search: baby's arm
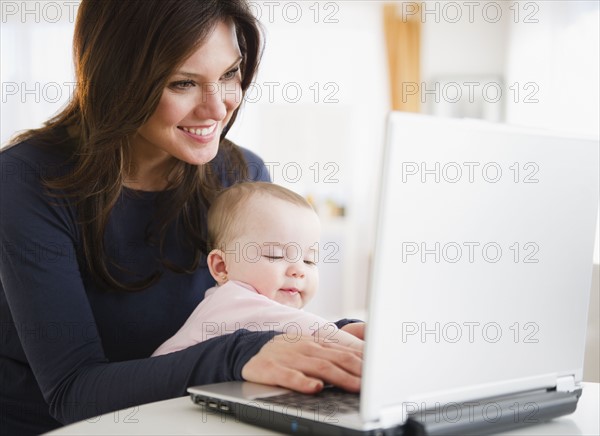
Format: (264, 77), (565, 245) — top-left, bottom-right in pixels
(313, 322), (364, 351)
(153, 282), (366, 355)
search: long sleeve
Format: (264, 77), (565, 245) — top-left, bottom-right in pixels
(0, 141), (273, 434)
(153, 281), (362, 356)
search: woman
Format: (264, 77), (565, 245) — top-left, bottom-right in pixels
(0, 1), (362, 434)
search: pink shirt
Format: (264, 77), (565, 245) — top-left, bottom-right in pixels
(152, 280), (339, 356)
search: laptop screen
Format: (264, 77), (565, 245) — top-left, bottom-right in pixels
(361, 113), (599, 421)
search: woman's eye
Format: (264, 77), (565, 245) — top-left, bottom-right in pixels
(170, 80), (195, 90)
(304, 260), (317, 266)
(222, 67), (240, 81)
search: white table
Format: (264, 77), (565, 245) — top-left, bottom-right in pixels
(47, 383), (599, 435)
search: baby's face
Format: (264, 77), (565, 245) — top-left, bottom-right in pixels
(224, 196), (320, 309)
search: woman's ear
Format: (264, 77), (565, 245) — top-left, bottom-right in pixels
(207, 249), (228, 285)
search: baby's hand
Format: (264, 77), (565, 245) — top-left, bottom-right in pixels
(340, 322), (366, 340)
(333, 327), (364, 352)
(349, 338), (364, 352)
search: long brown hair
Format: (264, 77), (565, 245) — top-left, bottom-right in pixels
(9, 0), (263, 292)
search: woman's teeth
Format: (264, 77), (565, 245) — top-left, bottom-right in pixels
(181, 124), (217, 136)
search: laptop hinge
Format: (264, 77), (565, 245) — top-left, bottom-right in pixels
(555, 375), (576, 392)
(379, 404), (407, 429)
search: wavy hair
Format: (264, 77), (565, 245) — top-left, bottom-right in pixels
(9, 0), (263, 291)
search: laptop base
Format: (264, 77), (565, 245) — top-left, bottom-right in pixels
(189, 386), (581, 435)
(410, 387), (582, 436)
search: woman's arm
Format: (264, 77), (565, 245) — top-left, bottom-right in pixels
(0, 147), (277, 424)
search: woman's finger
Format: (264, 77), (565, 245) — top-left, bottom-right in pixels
(241, 336), (362, 393)
(274, 337), (363, 375)
(292, 353), (361, 393)
(300, 341), (363, 377)
(244, 359), (325, 394)
(318, 339), (363, 359)
(242, 340), (325, 393)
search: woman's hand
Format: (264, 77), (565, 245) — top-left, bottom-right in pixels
(340, 322), (366, 340)
(241, 335), (362, 394)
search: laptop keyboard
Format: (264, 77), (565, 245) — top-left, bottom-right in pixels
(260, 386), (360, 415)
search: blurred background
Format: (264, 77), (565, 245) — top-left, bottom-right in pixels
(1, 1), (599, 380)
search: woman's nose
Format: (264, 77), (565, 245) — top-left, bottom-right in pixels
(195, 83), (228, 120)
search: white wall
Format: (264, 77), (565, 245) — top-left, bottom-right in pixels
(420, 0), (509, 120)
(1, 4), (75, 146)
(505, 1), (599, 136)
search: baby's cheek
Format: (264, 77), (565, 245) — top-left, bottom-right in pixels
(308, 277), (319, 301)
(302, 289), (316, 306)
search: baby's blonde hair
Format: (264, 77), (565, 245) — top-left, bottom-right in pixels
(208, 182), (314, 251)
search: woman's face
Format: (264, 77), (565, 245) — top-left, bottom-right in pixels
(132, 20), (243, 174)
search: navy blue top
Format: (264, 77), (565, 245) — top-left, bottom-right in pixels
(0, 138), (283, 434)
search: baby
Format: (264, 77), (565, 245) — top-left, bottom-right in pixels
(152, 182), (363, 356)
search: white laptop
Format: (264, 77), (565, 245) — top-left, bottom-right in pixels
(188, 113), (599, 435)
